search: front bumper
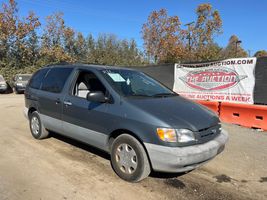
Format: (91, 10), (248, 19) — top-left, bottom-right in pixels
(144, 130), (228, 173)
(15, 85), (26, 92)
(0, 86), (7, 92)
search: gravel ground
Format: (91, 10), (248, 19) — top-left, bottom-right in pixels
(0, 94), (266, 200)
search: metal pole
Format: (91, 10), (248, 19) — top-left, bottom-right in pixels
(188, 32), (191, 52)
(248, 49), (251, 57)
(235, 42), (237, 57)
(235, 40), (242, 57)
(185, 22), (194, 52)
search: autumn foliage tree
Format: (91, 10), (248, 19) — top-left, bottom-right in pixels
(0, 0), (259, 83)
(39, 12), (74, 65)
(192, 3), (222, 61)
(142, 4), (223, 63)
(142, 9), (185, 63)
(85, 34), (144, 66)
(0, 0), (41, 82)
(0, 0), (40, 68)
(0, 0), (137, 84)
(75, 32), (87, 62)
(254, 50), (267, 58)
(0, 0), (145, 83)
(221, 35), (248, 58)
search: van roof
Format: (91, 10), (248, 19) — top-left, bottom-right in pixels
(43, 63), (137, 71)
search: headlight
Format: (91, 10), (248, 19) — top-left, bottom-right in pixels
(16, 83), (23, 86)
(156, 128), (177, 142)
(176, 129), (195, 143)
(0, 84), (7, 88)
(157, 128), (195, 143)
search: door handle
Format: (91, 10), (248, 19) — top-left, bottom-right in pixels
(63, 101), (72, 106)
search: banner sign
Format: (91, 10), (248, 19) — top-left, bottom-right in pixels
(173, 58), (257, 104)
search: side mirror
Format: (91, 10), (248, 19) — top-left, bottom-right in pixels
(86, 91), (108, 103)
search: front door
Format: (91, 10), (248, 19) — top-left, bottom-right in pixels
(62, 70), (111, 150)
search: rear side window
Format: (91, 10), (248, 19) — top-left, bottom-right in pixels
(29, 68), (49, 89)
(41, 67), (73, 93)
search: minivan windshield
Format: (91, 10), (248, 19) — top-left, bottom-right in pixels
(0, 75), (4, 81)
(16, 75), (31, 81)
(101, 69), (177, 97)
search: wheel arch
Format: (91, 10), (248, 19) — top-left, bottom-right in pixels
(28, 107), (37, 117)
(108, 129), (152, 169)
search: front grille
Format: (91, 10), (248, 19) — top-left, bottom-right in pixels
(200, 131), (215, 138)
(196, 124), (221, 143)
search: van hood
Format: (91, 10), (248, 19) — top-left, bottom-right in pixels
(127, 96), (219, 131)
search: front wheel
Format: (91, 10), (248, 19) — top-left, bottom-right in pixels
(110, 134), (151, 182)
(29, 111), (49, 139)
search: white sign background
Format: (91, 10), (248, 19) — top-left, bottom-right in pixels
(173, 58), (257, 104)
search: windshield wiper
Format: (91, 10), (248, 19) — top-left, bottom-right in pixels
(129, 94), (151, 97)
(152, 93), (177, 97)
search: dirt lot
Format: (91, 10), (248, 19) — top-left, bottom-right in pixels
(0, 94), (266, 200)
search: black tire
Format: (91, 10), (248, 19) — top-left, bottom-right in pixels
(110, 134), (151, 182)
(29, 111), (49, 139)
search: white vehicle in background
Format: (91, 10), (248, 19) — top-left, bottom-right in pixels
(0, 75), (8, 94)
(13, 74), (32, 94)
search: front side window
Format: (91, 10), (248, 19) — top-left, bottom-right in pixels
(73, 71), (106, 99)
(17, 75), (31, 81)
(41, 67), (73, 93)
(101, 69), (176, 97)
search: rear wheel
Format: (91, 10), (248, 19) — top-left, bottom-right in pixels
(110, 134), (151, 182)
(29, 111), (49, 139)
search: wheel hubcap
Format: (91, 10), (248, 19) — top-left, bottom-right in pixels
(31, 116), (40, 135)
(115, 143), (138, 174)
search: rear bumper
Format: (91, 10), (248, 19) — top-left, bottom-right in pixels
(144, 130), (228, 173)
